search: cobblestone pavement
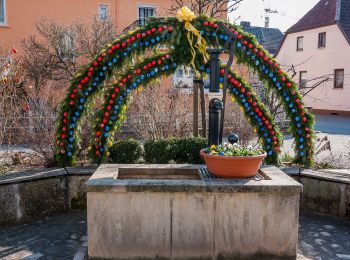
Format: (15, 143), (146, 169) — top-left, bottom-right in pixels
(0, 211), (350, 259)
(0, 211), (87, 260)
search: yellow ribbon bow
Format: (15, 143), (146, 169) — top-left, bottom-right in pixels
(177, 6), (209, 77)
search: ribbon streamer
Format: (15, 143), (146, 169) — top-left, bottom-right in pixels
(177, 7), (209, 76)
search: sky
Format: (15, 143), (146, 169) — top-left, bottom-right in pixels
(229, 0), (320, 32)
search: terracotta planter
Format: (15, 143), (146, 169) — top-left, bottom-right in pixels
(200, 149), (267, 178)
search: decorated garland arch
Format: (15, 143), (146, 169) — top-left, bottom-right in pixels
(56, 7), (315, 167)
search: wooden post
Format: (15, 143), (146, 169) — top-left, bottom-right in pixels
(199, 80), (206, 137)
(193, 78), (199, 137)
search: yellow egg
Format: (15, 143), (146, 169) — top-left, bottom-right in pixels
(108, 141), (113, 147)
(137, 86), (143, 93)
(122, 105), (127, 111)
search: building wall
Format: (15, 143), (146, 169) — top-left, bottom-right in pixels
(0, 0), (172, 51)
(276, 24), (350, 113)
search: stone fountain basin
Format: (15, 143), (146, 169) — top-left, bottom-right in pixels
(86, 164), (302, 260)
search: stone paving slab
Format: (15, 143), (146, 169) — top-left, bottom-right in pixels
(0, 211), (86, 260)
(0, 210), (350, 259)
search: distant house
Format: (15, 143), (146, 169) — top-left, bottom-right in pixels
(240, 21), (284, 55)
(276, 0), (350, 115)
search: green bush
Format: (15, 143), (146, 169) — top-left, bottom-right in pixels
(173, 137), (207, 164)
(144, 137), (207, 164)
(144, 138), (176, 163)
(109, 139), (142, 164)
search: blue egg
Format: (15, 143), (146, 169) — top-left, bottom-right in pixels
(212, 32), (217, 37)
(108, 62), (112, 67)
(269, 73), (273, 78)
(219, 34), (224, 39)
(140, 42), (143, 47)
(151, 71), (155, 76)
(93, 82), (97, 87)
(145, 41), (149, 46)
(264, 133), (268, 137)
(224, 35), (229, 40)
(105, 126), (110, 131)
(219, 77), (224, 83)
(297, 123), (302, 128)
(68, 152), (72, 157)
(268, 151), (273, 155)
(262, 66), (266, 70)
(102, 66), (107, 71)
(200, 65), (205, 71)
(114, 104), (120, 109)
(79, 105), (83, 110)
(273, 77), (277, 82)
(140, 75), (145, 80)
(72, 117), (77, 122)
(299, 137), (304, 142)
(267, 145), (271, 149)
(207, 68), (211, 73)
(69, 131), (73, 136)
(95, 77), (99, 81)
(255, 60), (260, 66)
(123, 52), (127, 56)
(133, 43), (137, 48)
(292, 109), (296, 113)
(300, 152), (305, 156)
(289, 103), (293, 108)
(70, 123), (75, 128)
(133, 83), (137, 87)
(80, 98), (84, 103)
(173, 62), (177, 67)
(151, 38), (155, 44)
(99, 72), (104, 77)
(200, 31), (204, 35)
(237, 42), (242, 48)
(111, 116), (116, 121)
(83, 91), (88, 96)
(68, 144), (73, 149)
(69, 137), (74, 142)
(136, 79), (141, 83)
(100, 147), (105, 152)
(154, 67), (159, 73)
(298, 130), (302, 135)
(104, 133), (109, 137)
(113, 58), (117, 63)
(295, 116), (300, 121)
(156, 36), (160, 41)
(75, 111), (79, 116)
(267, 138), (271, 143)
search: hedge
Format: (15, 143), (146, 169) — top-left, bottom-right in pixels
(144, 137), (207, 164)
(109, 139), (143, 164)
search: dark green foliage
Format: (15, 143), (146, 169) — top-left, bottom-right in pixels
(172, 137), (207, 164)
(144, 137), (207, 164)
(144, 138), (176, 164)
(109, 139), (142, 164)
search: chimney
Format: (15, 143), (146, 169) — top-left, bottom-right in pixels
(240, 21), (251, 31)
(265, 17), (270, 28)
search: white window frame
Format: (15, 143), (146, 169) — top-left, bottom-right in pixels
(297, 36), (304, 51)
(98, 4), (109, 21)
(137, 5), (156, 26)
(0, 0), (7, 25)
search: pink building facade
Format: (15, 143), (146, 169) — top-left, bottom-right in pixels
(276, 0), (350, 115)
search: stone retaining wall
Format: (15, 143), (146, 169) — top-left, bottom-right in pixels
(283, 168), (350, 219)
(0, 166), (349, 226)
(0, 167), (96, 226)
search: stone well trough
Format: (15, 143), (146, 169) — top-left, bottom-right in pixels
(87, 164), (302, 260)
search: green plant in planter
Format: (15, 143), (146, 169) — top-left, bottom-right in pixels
(205, 143), (265, 157)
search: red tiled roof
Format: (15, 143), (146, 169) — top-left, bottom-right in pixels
(286, 0), (337, 34)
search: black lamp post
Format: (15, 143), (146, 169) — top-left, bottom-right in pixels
(207, 49), (223, 147)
